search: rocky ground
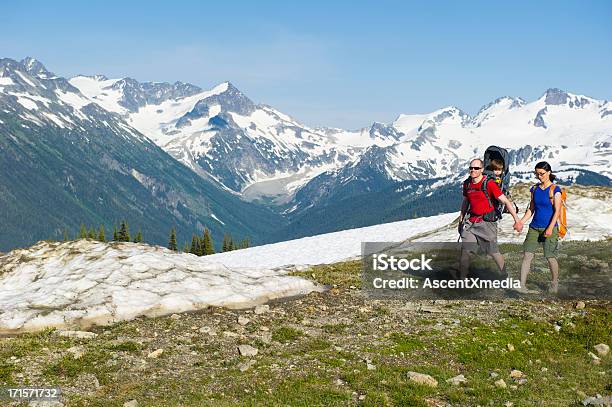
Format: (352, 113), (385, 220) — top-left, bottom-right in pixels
(1, 241), (610, 406)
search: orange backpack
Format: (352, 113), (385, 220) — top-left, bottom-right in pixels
(551, 184), (568, 238)
(531, 183), (567, 238)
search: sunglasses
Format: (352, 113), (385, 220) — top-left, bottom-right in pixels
(534, 171), (547, 177)
(469, 167), (482, 170)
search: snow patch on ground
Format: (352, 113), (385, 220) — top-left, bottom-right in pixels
(204, 212), (459, 268)
(0, 240), (321, 334)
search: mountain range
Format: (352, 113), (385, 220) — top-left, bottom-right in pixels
(1, 57), (610, 250)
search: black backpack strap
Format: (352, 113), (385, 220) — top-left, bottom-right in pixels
(462, 178), (470, 196)
(480, 176), (494, 210)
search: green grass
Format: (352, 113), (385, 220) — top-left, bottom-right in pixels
(271, 326), (303, 343)
(105, 341), (142, 352)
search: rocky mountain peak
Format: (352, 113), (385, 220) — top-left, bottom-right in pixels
(20, 57), (53, 78)
(544, 88), (570, 105)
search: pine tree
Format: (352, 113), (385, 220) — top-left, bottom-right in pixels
(78, 223), (87, 239)
(98, 225), (105, 242)
(202, 228), (215, 255)
(190, 235), (198, 255)
(88, 227), (96, 239)
(134, 229), (142, 243)
(117, 220), (130, 242)
(222, 233), (230, 252)
(229, 236), (235, 251)
(112, 225), (118, 241)
(196, 236), (204, 256)
(168, 227), (177, 251)
(182, 242), (190, 253)
(63, 229), (69, 242)
(238, 237), (250, 249)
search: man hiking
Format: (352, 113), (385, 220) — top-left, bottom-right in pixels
(458, 158), (521, 279)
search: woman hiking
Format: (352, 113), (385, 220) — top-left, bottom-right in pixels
(515, 161), (562, 293)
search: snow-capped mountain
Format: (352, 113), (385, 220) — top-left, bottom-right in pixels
(68, 70), (612, 207)
(67, 74), (405, 199)
(0, 57), (286, 251)
(3, 56), (611, 249)
(283, 90), (611, 236)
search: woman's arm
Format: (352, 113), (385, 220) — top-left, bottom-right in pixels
(545, 191), (562, 236)
(520, 190), (535, 224)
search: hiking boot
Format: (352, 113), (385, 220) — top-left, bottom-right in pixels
(497, 266), (508, 280)
(513, 286), (539, 294)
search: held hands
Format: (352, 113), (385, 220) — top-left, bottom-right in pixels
(544, 227), (553, 237)
(513, 220), (523, 233)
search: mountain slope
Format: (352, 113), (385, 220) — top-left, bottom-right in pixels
(0, 58), (286, 251)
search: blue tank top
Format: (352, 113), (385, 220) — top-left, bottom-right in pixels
(530, 184), (561, 228)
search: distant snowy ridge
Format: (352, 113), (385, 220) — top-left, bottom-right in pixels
(66, 70), (612, 204)
(3, 57), (610, 206)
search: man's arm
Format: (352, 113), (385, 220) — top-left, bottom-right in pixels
(460, 197), (468, 221)
(497, 194), (519, 222)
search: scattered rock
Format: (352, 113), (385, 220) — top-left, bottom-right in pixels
(367, 362), (376, 371)
(57, 330), (98, 339)
(238, 316), (250, 326)
(446, 374), (467, 386)
(594, 343), (609, 357)
(506, 343), (515, 352)
(170, 313), (181, 320)
(124, 401), (138, 407)
(254, 304), (270, 315)
(67, 345), (85, 359)
(147, 349), (164, 359)
(199, 326), (217, 336)
(582, 395), (611, 406)
(588, 352), (601, 362)
(238, 344), (258, 357)
(575, 301), (586, 310)
(489, 372), (499, 379)
(28, 401), (64, 407)
(494, 379), (507, 388)
(503, 402), (513, 407)
(260, 332), (272, 344)
(541, 367), (548, 372)
(407, 371), (438, 387)
(420, 305), (444, 313)
(510, 369), (523, 379)
(223, 331), (239, 338)
(238, 360), (256, 372)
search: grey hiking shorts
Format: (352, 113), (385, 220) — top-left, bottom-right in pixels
(461, 219), (499, 255)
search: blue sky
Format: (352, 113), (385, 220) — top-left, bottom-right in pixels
(2, 1), (611, 128)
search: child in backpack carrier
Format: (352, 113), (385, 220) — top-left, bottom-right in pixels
(488, 159), (504, 188)
(487, 158), (517, 215)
